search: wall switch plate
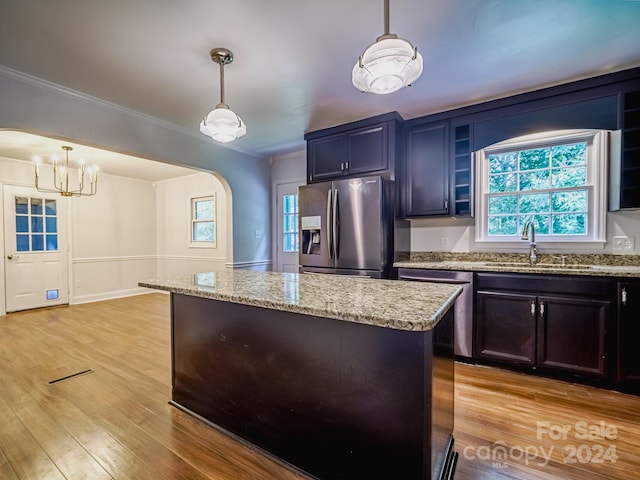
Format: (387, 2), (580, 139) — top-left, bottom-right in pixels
(612, 236), (635, 253)
(441, 236), (449, 248)
(255, 230), (262, 239)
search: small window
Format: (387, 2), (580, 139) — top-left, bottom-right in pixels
(283, 194), (299, 253)
(190, 195), (216, 247)
(475, 130), (610, 246)
(15, 196), (58, 252)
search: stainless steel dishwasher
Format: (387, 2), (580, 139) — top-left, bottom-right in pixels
(398, 268), (474, 359)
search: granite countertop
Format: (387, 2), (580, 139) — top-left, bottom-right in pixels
(139, 270), (461, 332)
(395, 252), (640, 278)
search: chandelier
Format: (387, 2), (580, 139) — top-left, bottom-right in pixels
(200, 48), (247, 143)
(34, 146), (98, 197)
(352, 0), (423, 94)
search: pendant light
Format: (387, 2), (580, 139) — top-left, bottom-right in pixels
(352, 0), (423, 95)
(200, 48), (247, 143)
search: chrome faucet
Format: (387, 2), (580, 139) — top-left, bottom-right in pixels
(521, 220), (537, 265)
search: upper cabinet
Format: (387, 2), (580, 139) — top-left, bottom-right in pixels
(305, 112), (402, 183)
(403, 121), (449, 217)
(402, 120), (473, 217)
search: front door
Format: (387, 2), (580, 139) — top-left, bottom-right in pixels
(3, 185), (69, 312)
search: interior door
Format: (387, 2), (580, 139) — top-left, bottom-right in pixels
(3, 185), (69, 312)
(276, 181), (304, 273)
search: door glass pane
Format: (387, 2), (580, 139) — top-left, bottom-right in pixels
(32, 234), (44, 251)
(45, 199), (57, 215)
(31, 198), (43, 215)
(16, 234), (29, 251)
(16, 216), (29, 233)
(46, 235), (58, 251)
(46, 217), (57, 233)
(31, 216), (43, 233)
(15, 197), (28, 214)
(283, 194), (299, 252)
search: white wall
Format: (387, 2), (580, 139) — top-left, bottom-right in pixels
(155, 172), (229, 276)
(71, 172), (157, 303)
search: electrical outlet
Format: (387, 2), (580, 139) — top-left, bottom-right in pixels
(441, 236), (449, 248)
(612, 236), (635, 253)
(255, 230), (262, 239)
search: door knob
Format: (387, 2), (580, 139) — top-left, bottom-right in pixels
(6, 254), (13, 260)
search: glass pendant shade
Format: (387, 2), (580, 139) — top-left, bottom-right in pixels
(200, 47), (246, 143)
(352, 36), (423, 95)
(200, 105), (246, 143)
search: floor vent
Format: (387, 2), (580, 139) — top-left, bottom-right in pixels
(47, 369), (94, 385)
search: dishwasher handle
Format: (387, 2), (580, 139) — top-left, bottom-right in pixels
(399, 275), (470, 285)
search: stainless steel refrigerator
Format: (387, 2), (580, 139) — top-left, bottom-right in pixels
(298, 175), (403, 278)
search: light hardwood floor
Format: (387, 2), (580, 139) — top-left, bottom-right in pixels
(0, 293), (638, 479)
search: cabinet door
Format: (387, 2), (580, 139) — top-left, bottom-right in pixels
(618, 280), (640, 386)
(308, 134), (346, 182)
(403, 122), (450, 216)
(346, 124), (387, 175)
(537, 296), (609, 377)
(475, 291), (537, 366)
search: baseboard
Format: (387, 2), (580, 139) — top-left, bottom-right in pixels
(72, 287), (155, 305)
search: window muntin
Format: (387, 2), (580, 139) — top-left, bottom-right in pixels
(15, 196), (58, 252)
(476, 130), (609, 245)
(283, 194), (299, 253)
(190, 196), (216, 246)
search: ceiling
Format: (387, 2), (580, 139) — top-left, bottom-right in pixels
(1, 0), (640, 173)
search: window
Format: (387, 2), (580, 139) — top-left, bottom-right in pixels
(190, 195), (216, 247)
(283, 194), (299, 252)
(15, 196), (58, 252)
(476, 130), (610, 245)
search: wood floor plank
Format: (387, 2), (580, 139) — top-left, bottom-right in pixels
(0, 292), (638, 480)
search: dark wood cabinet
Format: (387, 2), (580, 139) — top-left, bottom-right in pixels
(401, 120), (473, 218)
(475, 273), (612, 379)
(305, 112), (401, 183)
(537, 295), (609, 377)
(617, 279), (640, 392)
(403, 121), (450, 216)
(476, 291), (537, 366)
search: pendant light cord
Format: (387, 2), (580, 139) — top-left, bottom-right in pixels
(219, 62), (226, 107)
(384, 0), (389, 35)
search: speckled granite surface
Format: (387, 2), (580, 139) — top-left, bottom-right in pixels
(395, 252), (640, 277)
(139, 270), (461, 332)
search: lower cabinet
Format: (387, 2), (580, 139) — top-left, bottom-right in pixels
(617, 279), (640, 392)
(475, 273), (612, 379)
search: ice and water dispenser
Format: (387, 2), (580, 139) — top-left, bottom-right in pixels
(301, 215), (321, 255)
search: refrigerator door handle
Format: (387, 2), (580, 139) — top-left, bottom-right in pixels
(333, 188), (339, 259)
(326, 189), (333, 259)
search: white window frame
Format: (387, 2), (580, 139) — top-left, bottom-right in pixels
(189, 194), (216, 248)
(475, 129), (610, 249)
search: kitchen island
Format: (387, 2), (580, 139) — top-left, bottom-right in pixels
(139, 270), (461, 480)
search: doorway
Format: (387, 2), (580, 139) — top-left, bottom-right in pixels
(275, 181), (304, 273)
(3, 185), (69, 312)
